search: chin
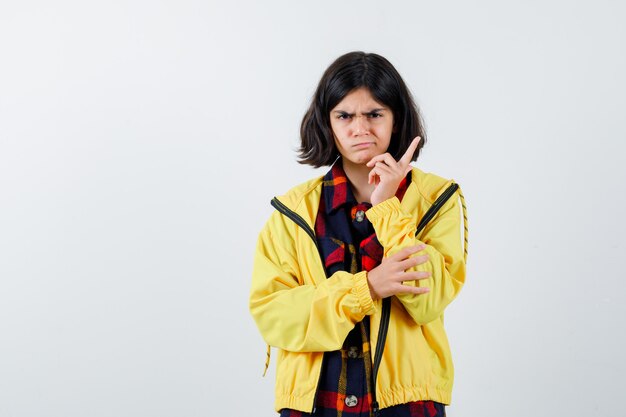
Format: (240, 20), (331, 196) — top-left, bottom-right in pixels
(348, 155), (371, 165)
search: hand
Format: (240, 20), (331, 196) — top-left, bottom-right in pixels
(366, 245), (431, 301)
(366, 136), (421, 206)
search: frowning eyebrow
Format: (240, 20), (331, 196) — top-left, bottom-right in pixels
(331, 108), (388, 116)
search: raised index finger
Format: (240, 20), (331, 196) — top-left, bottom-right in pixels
(399, 136), (421, 166)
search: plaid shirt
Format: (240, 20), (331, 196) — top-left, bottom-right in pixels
(280, 161), (445, 417)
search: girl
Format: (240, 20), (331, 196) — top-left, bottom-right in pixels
(250, 51), (468, 417)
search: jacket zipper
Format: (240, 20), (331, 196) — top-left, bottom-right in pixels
(271, 197), (318, 248)
(270, 196), (322, 413)
(370, 296), (390, 416)
(415, 183), (458, 236)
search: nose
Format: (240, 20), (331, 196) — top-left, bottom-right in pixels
(353, 115), (370, 136)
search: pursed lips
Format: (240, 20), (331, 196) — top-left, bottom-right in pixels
(353, 142), (375, 147)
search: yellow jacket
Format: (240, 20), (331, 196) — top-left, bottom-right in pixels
(249, 167), (468, 413)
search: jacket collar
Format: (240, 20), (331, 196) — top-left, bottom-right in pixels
(273, 166), (449, 233)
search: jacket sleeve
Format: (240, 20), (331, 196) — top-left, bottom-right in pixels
(365, 188), (466, 325)
(249, 211), (377, 353)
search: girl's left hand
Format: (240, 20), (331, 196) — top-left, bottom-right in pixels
(367, 136), (421, 206)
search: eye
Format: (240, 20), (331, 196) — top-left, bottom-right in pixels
(336, 113), (351, 120)
(368, 112), (383, 118)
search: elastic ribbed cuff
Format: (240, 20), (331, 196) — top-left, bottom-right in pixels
(352, 271), (376, 315)
(365, 196), (401, 222)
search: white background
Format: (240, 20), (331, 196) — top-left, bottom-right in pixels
(1, 1), (625, 416)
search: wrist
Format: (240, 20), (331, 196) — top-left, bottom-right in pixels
(366, 271), (381, 301)
(371, 194), (393, 207)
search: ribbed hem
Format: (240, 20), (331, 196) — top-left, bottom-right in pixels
(352, 271), (376, 315)
(365, 196), (401, 221)
(275, 385), (452, 412)
(275, 393), (315, 413)
(378, 385), (452, 408)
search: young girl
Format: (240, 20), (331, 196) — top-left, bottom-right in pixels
(250, 51), (468, 417)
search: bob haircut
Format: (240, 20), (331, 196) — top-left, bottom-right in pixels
(298, 51), (427, 168)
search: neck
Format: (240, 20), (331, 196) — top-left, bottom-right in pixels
(341, 158), (375, 204)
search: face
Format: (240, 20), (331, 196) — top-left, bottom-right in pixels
(329, 87), (394, 166)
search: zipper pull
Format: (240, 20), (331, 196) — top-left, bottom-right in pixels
(372, 400), (380, 416)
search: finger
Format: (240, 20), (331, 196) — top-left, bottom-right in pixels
(396, 284), (430, 295)
(369, 169), (381, 185)
(368, 164), (393, 183)
(374, 162), (394, 176)
(398, 255), (429, 271)
(368, 169), (378, 185)
(399, 136), (421, 166)
(388, 270), (431, 283)
(368, 166), (384, 184)
(410, 254), (430, 266)
(366, 153), (397, 168)
(402, 270), (432, 281)
(389, 245), (426, 261)
(366, 153), (392, 167)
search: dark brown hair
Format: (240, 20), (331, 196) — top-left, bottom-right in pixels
(298, 51), (427, 167)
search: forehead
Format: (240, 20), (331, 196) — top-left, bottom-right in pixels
(332, 87), (387, 110)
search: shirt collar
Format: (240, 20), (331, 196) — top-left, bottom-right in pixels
(321, 159), (412, 215)
(322, 160), (356, 214)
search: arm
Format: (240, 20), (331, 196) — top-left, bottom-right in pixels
(249, 212), (376, 352)
(365, 189), (466, 325)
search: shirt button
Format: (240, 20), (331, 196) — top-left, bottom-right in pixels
(345, 395), (358, 407)
(347, 346), (359, 359)
(355, 210), (365, 222)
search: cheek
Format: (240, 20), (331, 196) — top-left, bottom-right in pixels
(332, 137), (340, 149)
(374, 125), (393, 141)
(330, 126), (345, 146)
(377, 127), (393, 151)
(331, 131), (343, 150)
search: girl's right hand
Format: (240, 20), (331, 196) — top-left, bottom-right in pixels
(366, 245), (431, 300)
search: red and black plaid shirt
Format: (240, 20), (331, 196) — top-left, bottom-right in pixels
(280, 161), (445, 417)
